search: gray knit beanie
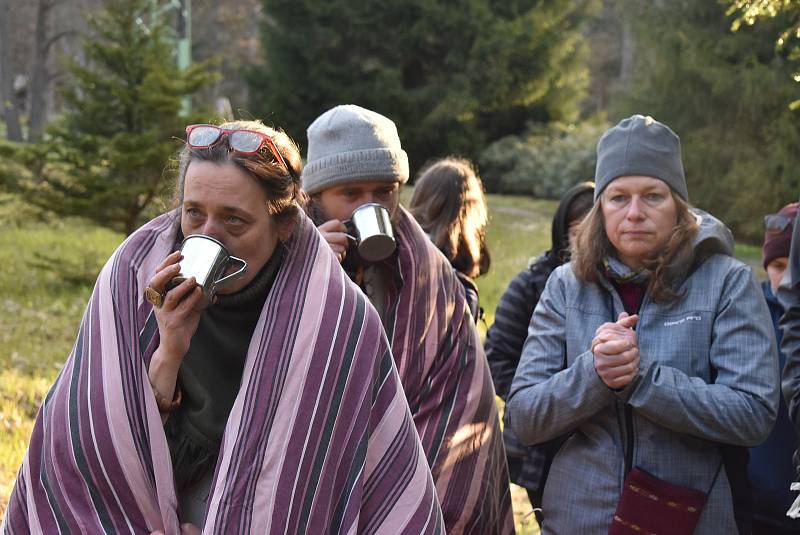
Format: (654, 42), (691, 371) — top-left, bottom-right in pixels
(594, 114), (688, 202)
(301, 105), (409, 195)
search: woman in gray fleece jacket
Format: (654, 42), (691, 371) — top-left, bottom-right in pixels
(507, 115), (779, 534)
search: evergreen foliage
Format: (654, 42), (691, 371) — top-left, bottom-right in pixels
(611, 0), (800, 242)
(726, 1), (800, 56)
(0, 139), (35, 192)
(726, 0), (800, 109)
(250, 0), (598, 170)
(479, 119), (607, 198)
(23, 0), (216, 235)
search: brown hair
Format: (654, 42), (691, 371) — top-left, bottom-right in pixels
(572, 191), (699, 303)
(173, 120), (305, 231)
(409, 157), (490, 279)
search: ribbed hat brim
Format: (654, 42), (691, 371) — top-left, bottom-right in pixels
(302, 148), (409, 195)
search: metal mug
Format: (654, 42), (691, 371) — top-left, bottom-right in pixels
(168, 234), (247, 301)
(345, 203), (396, 262)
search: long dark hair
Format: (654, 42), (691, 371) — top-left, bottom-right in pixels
(409, 157), (490, 279)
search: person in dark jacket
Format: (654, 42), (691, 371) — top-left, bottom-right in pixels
(409, 156), (491, 322)
(760, 202), (800, 533)
(484, 181), (594, 522)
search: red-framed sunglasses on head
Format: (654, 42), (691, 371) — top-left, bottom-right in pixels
(185, 124), (292, 176)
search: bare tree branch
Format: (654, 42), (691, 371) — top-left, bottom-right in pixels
(41, 0), (70, 14)
(43, 29), (77, 53)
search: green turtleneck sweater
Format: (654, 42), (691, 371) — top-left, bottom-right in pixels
(165, 247), (283, 491)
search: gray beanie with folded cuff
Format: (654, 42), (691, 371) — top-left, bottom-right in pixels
(302, 104), (409, 195)
(594, 114), (688, 202)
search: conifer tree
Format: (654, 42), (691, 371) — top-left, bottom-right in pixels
(726, 0), (800, 109)
(27, 0), (215, 235)
(249, 0), (597, 169)
(612, 0), (800, 242)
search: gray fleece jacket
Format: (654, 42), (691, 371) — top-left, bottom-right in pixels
(507, 211), (779, 534)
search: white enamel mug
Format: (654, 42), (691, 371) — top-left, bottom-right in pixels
(168, 234), (247, 301)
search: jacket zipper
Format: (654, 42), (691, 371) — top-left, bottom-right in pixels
(624, 405), (634, 476)
(621, 292), (646, 477)
(600, 276), (645, 479)
(623, 293), (647, 476)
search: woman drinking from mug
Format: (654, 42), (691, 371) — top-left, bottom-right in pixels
(506, 115), (779, 534)
(3, 120), (443, 534)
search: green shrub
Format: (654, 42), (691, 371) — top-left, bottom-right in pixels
(0, 139), (37, 193)
(479, 119), (608, 198)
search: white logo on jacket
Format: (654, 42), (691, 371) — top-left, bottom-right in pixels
(664, 315), (702, 327)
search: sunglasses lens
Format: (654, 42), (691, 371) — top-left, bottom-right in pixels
(188, 126), (221, 147)
(229, 131), (264, 153)
(765, 214), (792, 232)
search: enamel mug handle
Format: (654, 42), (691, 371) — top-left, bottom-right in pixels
(214, 256), (247, 287)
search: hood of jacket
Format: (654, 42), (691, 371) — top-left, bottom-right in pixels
(691, 208), (734, 261)
(544, 181), (595, 269)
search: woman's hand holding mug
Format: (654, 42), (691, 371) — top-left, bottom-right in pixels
(149, 251), (206, 360)
(146, 250), (206, 415)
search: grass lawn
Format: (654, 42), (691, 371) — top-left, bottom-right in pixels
(478, 194), (557, 535)
(0, 192), (764, 530)
(0, 195), (123, 520)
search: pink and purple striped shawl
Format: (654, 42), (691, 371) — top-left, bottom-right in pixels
(381, 208), (515, 535)
(3, 211), (444, 534)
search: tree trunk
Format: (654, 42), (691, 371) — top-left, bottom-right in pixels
(0, 0), (24, 141)
(28, 0), (53, 142)
(619, 0), (637, 83)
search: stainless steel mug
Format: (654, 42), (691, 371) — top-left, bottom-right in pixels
(168, 234), (247, 301)
(345, 203), (396, 262)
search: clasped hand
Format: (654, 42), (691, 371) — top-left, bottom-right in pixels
(592, 312), (640, 390)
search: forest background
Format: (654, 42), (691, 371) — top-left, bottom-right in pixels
(1, 0), (799, 240)
(0, 0), (799, 530)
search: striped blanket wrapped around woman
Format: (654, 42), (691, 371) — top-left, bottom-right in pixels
(380, 208), (515, 534)
(3, 212), (444, 534)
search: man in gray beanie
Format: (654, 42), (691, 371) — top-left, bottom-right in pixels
(302, 104), (409, 197)
(302, 104), (514, 535)
(303, 105), (408, 263)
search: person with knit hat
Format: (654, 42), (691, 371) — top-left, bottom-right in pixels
(763, 204), (797, 293)
(748, 202), (800, 534)
(302, 104), (514, 535)
(506, 114), (778, 534)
